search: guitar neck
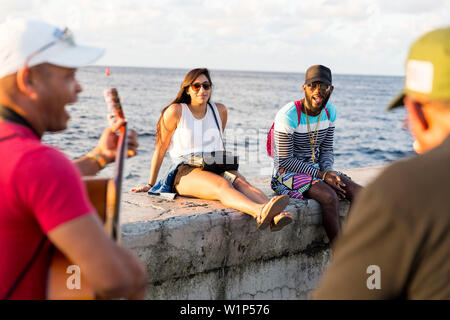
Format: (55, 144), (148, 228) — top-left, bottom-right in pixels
(112, 122), (127, 242)
(104, 88), (127, 243)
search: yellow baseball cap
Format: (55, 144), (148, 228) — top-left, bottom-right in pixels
(387, 27), (450, 110)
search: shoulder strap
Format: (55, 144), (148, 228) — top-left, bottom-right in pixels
(0, 133), (19, 142)
(2, 235), (47, 300)
(295, 100), (329, 121)
(0, 106), (40, 138)
(207, 102), (226, 150)
(293, 101), (329, 124)
(294, 100), (302, 125)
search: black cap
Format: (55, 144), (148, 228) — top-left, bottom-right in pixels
(305, 65), (332, 85)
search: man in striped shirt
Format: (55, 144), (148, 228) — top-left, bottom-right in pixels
(271, 65), (362, 243)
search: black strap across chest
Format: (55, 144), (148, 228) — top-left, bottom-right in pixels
(0, 105), (40, 138)
(207, 102), (226, 150)
(0, 105), (46, 299)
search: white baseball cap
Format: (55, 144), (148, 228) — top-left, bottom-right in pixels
(0, 18), (104, 79)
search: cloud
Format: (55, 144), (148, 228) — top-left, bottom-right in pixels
(0, 0), (449, 75)
(379, 0), (449, 14)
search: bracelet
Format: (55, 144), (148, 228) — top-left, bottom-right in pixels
(322, 169), (332, 182)
(86, 152), (107, 170)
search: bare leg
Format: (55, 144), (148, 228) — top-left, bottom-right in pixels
(175, 168), (263, 218)
(340, 175), (362, 203)
(227, 170), (269, 204)
(227, 171), (293, 232)
(304, 181), (340, 243)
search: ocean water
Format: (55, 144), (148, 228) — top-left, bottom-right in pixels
(42, 66), (414, 191)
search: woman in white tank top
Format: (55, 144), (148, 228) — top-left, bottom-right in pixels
(131, 68), (292, 231)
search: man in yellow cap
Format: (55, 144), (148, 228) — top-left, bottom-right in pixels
(311, 27), (450, 299)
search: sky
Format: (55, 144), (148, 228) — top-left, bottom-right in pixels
(1, 0), (449, 76)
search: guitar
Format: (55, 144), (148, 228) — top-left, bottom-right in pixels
(46, 88), (127, 300)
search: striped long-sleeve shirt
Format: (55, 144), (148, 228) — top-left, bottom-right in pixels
(273, 100), (337, 178)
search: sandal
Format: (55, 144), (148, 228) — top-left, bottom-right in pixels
(256, 195), (289, 230)
(270, 212), (293, 232)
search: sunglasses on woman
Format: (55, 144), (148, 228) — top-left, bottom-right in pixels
(191, 82), (211, 91)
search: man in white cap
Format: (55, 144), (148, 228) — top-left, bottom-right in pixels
(0, 19), (147, 299)
(312, 27), (450, 299)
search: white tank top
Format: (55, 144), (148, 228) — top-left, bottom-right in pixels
(167, 102), (224, 160)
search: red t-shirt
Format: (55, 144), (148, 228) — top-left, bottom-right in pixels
(0, 122), (95, 299)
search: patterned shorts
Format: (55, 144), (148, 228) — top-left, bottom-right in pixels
(271, 168), (342, 199)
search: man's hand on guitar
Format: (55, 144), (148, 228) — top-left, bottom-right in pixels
(92, 118), (139, 164)
(75, 118), (139, 176)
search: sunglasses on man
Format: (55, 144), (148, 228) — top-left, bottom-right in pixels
(307, 82), (332, 92)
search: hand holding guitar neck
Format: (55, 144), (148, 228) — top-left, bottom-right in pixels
(104, 88), (137, 158)
(104, 88), (125, 122)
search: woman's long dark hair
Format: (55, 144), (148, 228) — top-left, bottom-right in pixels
(156, 68), (213, 144)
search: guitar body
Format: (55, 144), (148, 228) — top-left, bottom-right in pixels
(46, 248), (95, 300)
(46, 177), (118, 300)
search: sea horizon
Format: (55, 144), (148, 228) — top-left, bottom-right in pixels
(43, 66), (414, 191)
(89, 64), (406, 79)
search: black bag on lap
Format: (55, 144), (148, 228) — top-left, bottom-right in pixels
(185, 151), (239, 174)
(183, 102), (239, 174)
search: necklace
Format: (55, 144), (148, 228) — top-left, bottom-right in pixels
(304, 106), (322, 164)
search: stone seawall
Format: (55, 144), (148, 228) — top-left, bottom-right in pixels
(120, 166), (384, 299)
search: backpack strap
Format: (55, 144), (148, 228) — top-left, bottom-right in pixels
(294, 100), (302, 125)
(324, 106), (330, 120)
(295, 100), (330, 121)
